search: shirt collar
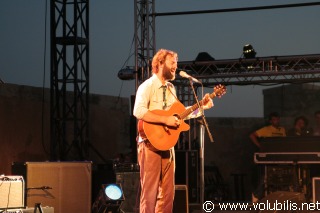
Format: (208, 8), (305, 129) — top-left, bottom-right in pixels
(152, 74), (167, 89)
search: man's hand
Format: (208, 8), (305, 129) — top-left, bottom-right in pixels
(165, 115), (180, 127)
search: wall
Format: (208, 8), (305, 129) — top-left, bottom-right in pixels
(263, 83), (320, 127)
(0, 83), (131, 175)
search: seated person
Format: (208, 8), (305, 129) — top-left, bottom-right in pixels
(249, 112), (286, 202)
(287, 115), (312, 136)
(313, 110), (320, 136)
(249, 112), (286, 149)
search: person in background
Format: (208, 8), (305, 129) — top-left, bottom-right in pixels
(287, 115), (312, 136)
(249, 112), (286, 149)
(309, 110), (320, 200)
(313, 110), (320, 136)
(249, 112), (286, 203)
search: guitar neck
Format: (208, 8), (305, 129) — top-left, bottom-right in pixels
(179, 92), (217, 119)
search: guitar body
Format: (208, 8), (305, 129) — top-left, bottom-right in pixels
(138, 101), (190, 151)
(137, 84), (226, 151)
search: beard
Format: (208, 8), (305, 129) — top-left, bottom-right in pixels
(162, 64), (175, 81)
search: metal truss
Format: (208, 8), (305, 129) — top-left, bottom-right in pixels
(134, 0), (156, 89)
(177, 54), (320, 86)
(176, 54), (320, 105)
(50, 0), (89, 161)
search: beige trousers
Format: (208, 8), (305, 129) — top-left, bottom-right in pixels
(138, 142), (175, 213)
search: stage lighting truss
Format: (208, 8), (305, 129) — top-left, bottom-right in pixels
(176, 54), (320, 86)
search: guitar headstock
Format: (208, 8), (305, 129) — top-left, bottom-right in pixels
(214, 84), (226, 98)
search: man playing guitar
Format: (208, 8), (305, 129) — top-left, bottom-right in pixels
(133, 48), (220, 213)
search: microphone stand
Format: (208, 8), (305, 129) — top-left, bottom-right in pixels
(188, 79), (214, 206)
(199, 121), (205, 206)
(188, 79), (214, 143)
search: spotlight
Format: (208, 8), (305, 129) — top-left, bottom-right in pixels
(104, 184), (124, 201)
(243, 44), (256, 59)
(195, 52), (215, 61)
(117, 66), (136, 80)
(92, 184), (124, 213)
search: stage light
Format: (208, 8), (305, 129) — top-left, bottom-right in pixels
(92, 184), (124, 213)
(117, 66), (136, 80)
(104, 184), (123, 201)
(195, 52), (215, 61)
(243, 44), (257, 59)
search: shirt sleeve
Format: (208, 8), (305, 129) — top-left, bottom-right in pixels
(185, 108), (202, 120)
(133, 82), (150, 120)
(255, 127), (268, 137)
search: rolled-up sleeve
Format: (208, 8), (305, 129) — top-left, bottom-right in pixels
(133, 82), (149, 119)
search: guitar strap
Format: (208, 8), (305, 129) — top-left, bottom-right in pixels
(166, 83), (180, 103)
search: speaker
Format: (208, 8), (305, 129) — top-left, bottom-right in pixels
(12, 161), (92, 213)
(258, 191), (305, 213)
(116, 171), (140, 213)
(21, 206), (54, 213)
(266, 165), (295, 193)
(173, 185), (189, 213)
(0, 176), (24, 209)
(175, 150), (198, 203)
(313, 177), (320, 203)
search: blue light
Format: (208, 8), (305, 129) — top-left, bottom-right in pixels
(104, 184), (123, 200)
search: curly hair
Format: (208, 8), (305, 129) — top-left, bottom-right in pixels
(294, 115), (308, 126)
(151, 49), (178, 74)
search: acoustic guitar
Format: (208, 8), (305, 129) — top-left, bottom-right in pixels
(137, 84), (226, 150)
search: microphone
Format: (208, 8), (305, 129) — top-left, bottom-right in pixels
(179, 70), (201, 83)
